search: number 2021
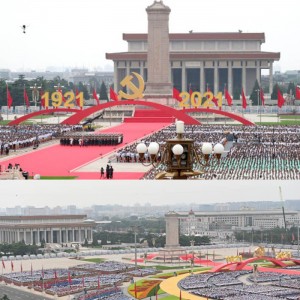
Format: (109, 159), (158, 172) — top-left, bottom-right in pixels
(41, 91), (84, 108)
(179, 91), (223, 108)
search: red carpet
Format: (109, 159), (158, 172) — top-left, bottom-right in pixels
(124, 109), (175, 123)
(0, 122), (170, 179)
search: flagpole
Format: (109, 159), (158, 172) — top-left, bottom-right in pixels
(298, 222), (300, 258)
(6, 83), (8, 121)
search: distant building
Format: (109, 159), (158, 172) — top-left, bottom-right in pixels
(165, 209), (299, 242)
(106, 1), (280, 97)
(0, 215), (95, 245)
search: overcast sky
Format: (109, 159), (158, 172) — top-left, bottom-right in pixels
(0, 0), (299, 72)
(0, 180), (298, 209)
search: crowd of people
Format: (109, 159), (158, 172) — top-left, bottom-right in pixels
(1, 261), (154, 298)
(0, 124), (83, 155)
(60, 133), (123, 146)
(110, 124), (300, 180)
(179, 270), (300, 299)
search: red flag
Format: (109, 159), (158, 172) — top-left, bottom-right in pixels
(207, 88), (218, 107)
(260, 88), (265, 106)
(20, 262), (23, 273)
(241, 88), (247, 109)
(296, 86), (300, 100)
(97, 276), (100, 289)
(24, 88), (30, 107)
(189, 84), (193, 96)
(172, 87), (182, 102)
(54, 270), (58, 280)
(292, 233), (295, 241)
(40, 91), (45, 108)
(68, 272), (72, 285)
(277, 89), (285, 108)
(109, 87), (119, 101)
(93, 88), (100, 105)
(7, 85), (13, 109)
(57, 87), (65, 103)
(11, 261), (14, 272)
(224, 88), (232, 106)
(2, 259), (5, 269)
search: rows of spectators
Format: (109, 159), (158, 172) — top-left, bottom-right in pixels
(110, 124), (300, 180)
(0, 124), (83, 155)
(179, 270), (300, 299)
(0, 261), (151, 297)
(74, 288), (131, 300)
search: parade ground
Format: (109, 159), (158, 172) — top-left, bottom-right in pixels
(0, 122), (170, 180)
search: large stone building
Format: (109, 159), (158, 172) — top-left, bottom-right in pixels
(106, 0), (280, 98)
(0, 215), (95, 245)
(166, 209), (299, 241)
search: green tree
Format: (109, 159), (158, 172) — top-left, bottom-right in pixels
(271, 84), (283, 100)
(250, 79), (260, 105)
(99, 81), (109, 102)
(287, 82), (296, 97)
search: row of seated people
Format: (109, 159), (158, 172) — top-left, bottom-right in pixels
(135, 124), (300, 180)
(0, 124), (83, 154)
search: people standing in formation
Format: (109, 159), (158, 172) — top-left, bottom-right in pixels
(0, 124), (83, 156)
(103, 164), (114, 179)
(111, 124), (300, 180)
(60, 133), (123, 146)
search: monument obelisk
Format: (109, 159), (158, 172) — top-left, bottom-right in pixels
(144, 1), (173, 100)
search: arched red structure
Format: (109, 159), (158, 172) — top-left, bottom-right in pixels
(212, 256), (287, 272)
(7, 101), (255, 126)
(61, 100), (201, 125)
(8, 108), (80, 126)
(184, 108), (255, 126)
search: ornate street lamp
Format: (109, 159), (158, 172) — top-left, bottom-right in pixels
(136, 121), (224, 179)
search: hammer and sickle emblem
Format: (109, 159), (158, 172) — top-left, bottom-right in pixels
(118, 72), (145, 100)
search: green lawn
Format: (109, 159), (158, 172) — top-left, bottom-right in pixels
(82, 258), (105, 263)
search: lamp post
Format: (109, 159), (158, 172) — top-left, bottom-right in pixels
(136, 120), (224, 179)
(131, 226), (141, 269)
(190, 240), (195, 274)
(297, 222), (300, 258)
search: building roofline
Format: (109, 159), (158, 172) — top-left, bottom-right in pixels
(0, 214), (87, 220)
(106, 51), (280, 61)
(123, 32), (265, 42)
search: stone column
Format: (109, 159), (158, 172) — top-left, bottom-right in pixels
(200, 62), (205, 93)
(182, 62), (186, 92)
(242, 61), (247, 93)
(79, 228), (82, 243)
(256, 61), (261, 85)
(269, 61), (274, 95)
(30, 229), (33, 245)
(214, 62), (219, 94)
(50, 229), (53, 243)
(165, 211), (180, 248)
(144, 1), (173, 97)
(72, 229), (75, 242)
(114, 62), (118, 92)
(228, 62), (233, 95)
